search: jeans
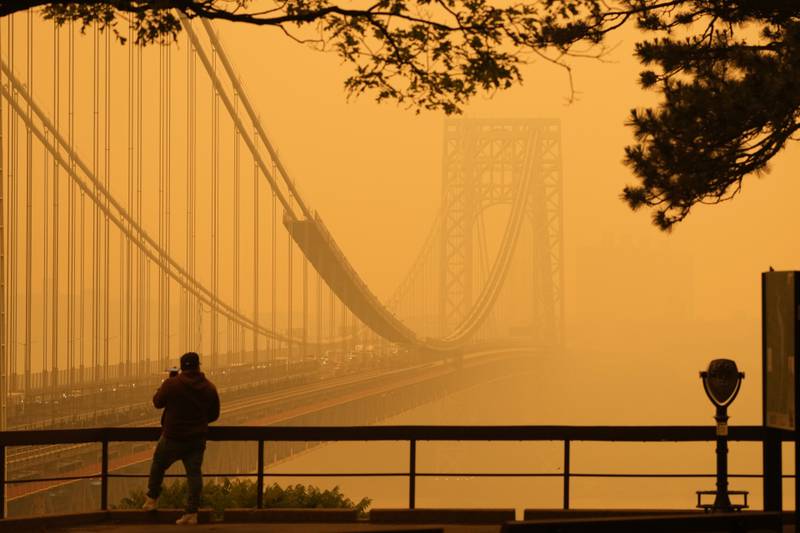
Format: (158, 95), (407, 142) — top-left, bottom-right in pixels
(146, 435), (206, 513)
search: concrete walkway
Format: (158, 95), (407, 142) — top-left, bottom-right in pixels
(51, 524), (798, 533)
(52, 525), (498, 533)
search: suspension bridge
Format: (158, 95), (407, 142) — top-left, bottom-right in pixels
(0, 12), (563, 438)
(2, 12), (800, 531)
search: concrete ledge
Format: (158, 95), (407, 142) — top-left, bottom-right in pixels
(502, 511), (783, 533)
(108, 509), (213, 524)
(224, 508), (359, 522)
(370, 508), (515, 524)
(345, 529), (444, 533)
(0, 511), (107, 532)
(523, 509), (702, 520)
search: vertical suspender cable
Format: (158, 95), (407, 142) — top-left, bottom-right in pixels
(253, 127), (259, 365)
(211, 46), (219, 367)
(316, 271), (321, 353)
(287, 226), (292, 365)
(186, 42), (196, 350)
(92, 20), (99, 383)
(271, 174), (276, 363)
(124, 22), (133, 378)
(329, 284), (334, 347)
(340, 299), (346, 352)
(42, 30), (49, 394)
(67, 20), (74, 389)
(158, 42), (165, 368)
(24, 10), (32, 395)
(165, 44), (171, 368)
(233, 91), (240, 365)
(79, 23), (86, 386)
(350, 311), (355, 351)
(317, 271), (322, 358)
(51, 22), (59, 395)
(181, 42), (188, 351)
(234, 91), (240, 365)
(302, 256), (307, 360)
(103, 29), (110, 382)
(137, 41), (144, 376)
(8, 16), (17, 395)
(156, 43), (169, 368)
(0, 15), (7, 430)
(191, 42), (197, 351)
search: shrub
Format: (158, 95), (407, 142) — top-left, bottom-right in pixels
(117, 479), (371, 518)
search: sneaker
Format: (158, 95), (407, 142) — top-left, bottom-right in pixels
(141, 495), (157, 511)
(175, 513), (198, 525)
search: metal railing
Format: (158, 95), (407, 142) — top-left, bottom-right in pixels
(0, 424), (793, 519)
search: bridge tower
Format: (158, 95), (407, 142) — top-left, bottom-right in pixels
(439, 118), (564, 347)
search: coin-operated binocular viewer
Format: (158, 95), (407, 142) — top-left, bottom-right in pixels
(697, 359), (746, 512)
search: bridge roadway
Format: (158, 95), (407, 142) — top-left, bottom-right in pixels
(5, 359), (324, 430)
(6, 348), (533, 505)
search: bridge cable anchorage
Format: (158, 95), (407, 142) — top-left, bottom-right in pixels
(0, 60), (292, 345)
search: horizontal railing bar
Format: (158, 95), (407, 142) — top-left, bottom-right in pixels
(416, 473), (563, 477)
(0, 425), (785, 446)
(5, 475), (100, 484)
(4, 472), (774, 483)
(223, 473), (409, 477)
(107, 473), (261, 479)
(569, 473), (762, 478)
(106, 472), (773, 478)
(96, 473), (410, 479)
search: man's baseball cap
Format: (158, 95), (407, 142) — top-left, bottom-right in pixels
(180, 352), (201, 370)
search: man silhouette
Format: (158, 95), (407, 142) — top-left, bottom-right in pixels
(142, 352), (220, 525)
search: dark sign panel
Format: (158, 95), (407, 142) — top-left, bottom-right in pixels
(763, 271), (797, 431)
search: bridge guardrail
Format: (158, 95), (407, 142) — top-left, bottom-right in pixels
(0, 425), (793, 518)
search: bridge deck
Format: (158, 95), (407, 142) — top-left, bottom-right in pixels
(284, 214), (420, 345)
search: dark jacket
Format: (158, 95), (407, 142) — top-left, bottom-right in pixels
(153, 370), (220, 440)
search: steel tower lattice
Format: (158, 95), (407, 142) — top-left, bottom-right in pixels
(439, 118), (564, 347)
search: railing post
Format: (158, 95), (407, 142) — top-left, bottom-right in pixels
(563, 439), (570, 510)
(101, 437), (109, 511)
(0, 443), (5, 519)
(409, 439), (416, 509)
(762, 429), (782, 511)
(256, 439), (264, 509)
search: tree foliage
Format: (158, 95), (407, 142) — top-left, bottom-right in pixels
(2, 0), (799, 228)
(117, 479), (372, 518)
(620, 1), (800, 229)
